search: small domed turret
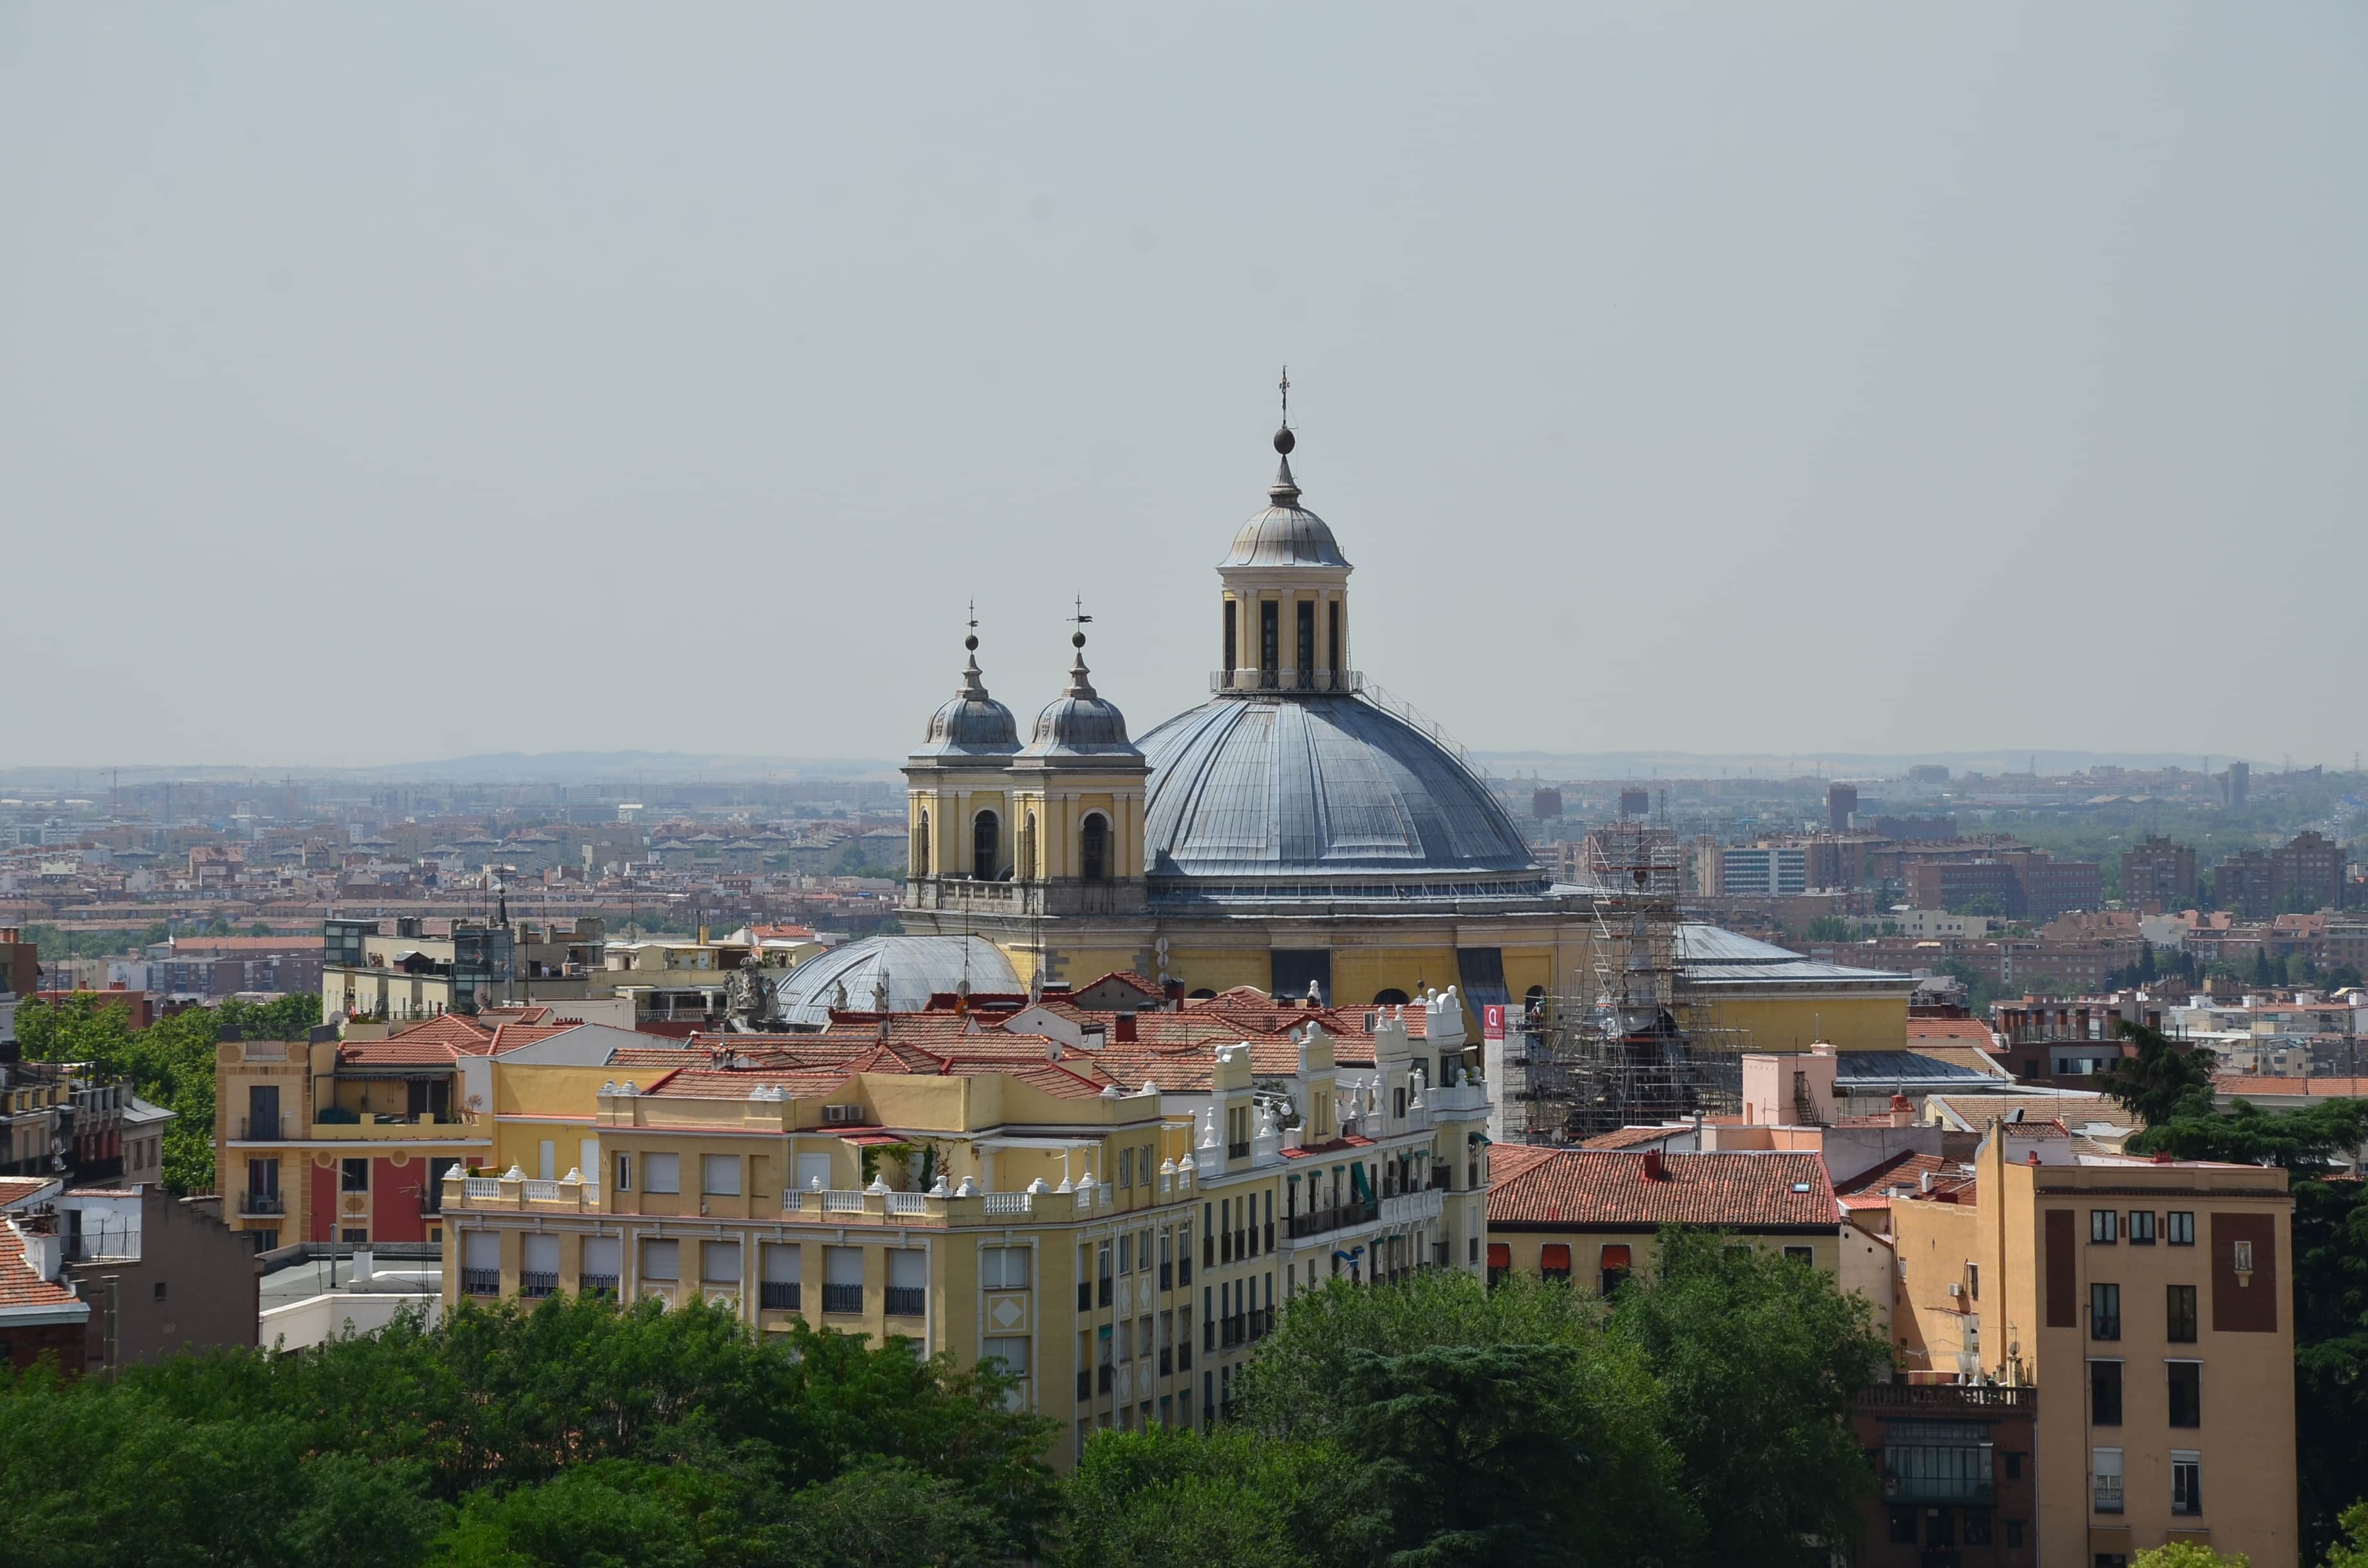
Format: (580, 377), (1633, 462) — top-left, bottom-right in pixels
(1023, 630), (1139, 757)
(917, 632), (1019, 755)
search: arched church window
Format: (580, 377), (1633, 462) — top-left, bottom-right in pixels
(1081, 812), (1110, 882)
(914, 811), (930, 878)
(1373, 988), (1411, 1006)
(973, 810), (999, 880)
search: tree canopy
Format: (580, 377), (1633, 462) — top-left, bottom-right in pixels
(0, 1294), (1058, 1568)
(1085, 1232), (1886, 1568)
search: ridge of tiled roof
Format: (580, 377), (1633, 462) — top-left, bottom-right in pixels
(1488, 1149), (1837, 1230)
(1580, 1125), (1691, 1150)
(1833, 1150), (1953, 1196)
(2214, 1074), (2368, 1098)
(0, 1178), (59, 1209)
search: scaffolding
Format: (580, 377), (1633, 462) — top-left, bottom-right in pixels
(1504, 821), (1747, 1145)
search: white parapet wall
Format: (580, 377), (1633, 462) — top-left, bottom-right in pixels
(261, 1291), (443, 1352)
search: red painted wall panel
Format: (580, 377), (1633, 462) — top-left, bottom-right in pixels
(372, 1157), (427, 1243)
(308, 1156), (335, 1243)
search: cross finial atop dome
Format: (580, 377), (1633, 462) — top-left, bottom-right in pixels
(959, 605), (988, 696)
(1270, 366), (1301, 500)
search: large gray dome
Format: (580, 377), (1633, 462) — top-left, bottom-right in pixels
(772, 935), (1021, 1027)
(1137, 694), (1542, 890)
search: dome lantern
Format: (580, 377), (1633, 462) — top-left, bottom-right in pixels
(1216, 370), (1356, 695)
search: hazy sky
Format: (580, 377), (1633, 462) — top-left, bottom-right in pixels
(4, 4), (2362, 772)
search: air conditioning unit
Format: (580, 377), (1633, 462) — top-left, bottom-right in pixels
(1948, 1283), (1963, 1298)
(823, 1104), (863, 1125)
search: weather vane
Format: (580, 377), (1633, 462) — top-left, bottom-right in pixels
(1069, 595), (1093, 629)
(1279, 364), (1290, 428)
(966, 599), (978, 634)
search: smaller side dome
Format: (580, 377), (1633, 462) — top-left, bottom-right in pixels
(917, 635), (1019, 755)
(1023, 632), (1140, 758)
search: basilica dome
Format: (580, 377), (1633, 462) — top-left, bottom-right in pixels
(1137, 692), (1543, 894)
(772, 935), (1020, 1028)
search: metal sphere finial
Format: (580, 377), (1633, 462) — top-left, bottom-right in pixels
(1273, 425), (1295, 455)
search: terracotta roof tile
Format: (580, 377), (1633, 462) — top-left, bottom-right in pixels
(1834, 1150), (1954, 1196)
(1488, 1149), (1837, 1230)
(0, 1179), (56, 1209)
(2214, 1075), (2368, 1098)
(1905, 1017), (1998, 1046)
(0, 1221), (83, 1312)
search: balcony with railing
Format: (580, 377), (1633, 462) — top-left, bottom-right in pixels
(520, 1271), (558, 1299)
(884, 1286), (926, 1318)
(905, 877), (1148, 919)
(445, 1172), (1101, 1228)
(1381, 1188), (1444, 1227)
(461, 1268), (500, 1296)
(1209, 668), (1361, 694)
(821, 1283), (863, 1314)
(236, 1115), (296, 1141)
(239, 1191), (285, 1217)
(580, 1273), (620, 1298)
(759, 1280), (799, 1311)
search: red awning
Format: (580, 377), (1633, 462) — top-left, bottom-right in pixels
(1540, 1243), (1572, 1270)
(1486, 1243), (1511, 1268)
(1600, 1243), (1633, 1269)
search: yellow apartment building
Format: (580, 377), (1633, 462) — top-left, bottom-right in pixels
(437, 993), (1490, 1465)
(1891, 1132), (2297, 1567)
(213, 1013), (559, 1251)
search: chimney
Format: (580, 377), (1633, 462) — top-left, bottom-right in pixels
(1046, 1036), (1062, 1062)
(1641, 1148), (1666, 1180)
(1920, 1168), (1932, 1193)
(1115, 1013), (1137, 1043)
(1889, 1093), (1914, 1129)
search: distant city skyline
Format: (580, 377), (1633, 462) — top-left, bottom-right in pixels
(4, 4), (2362, 769)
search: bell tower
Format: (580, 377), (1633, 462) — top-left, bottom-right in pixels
(1215, 369), (1354, 695)
(1008, 614), (1149, 914)
(903, 619), (1019, 892)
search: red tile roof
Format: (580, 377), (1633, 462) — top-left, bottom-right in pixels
(0, 1179), (57, 1209)
(0, 1221), (83, 1312)
(2214, 1075), (2368, 1099)
(1906, 1017), (1998, 1046)
(1833, 1150), (1954, 1196)
(1488, 1149), (1837, 1230)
